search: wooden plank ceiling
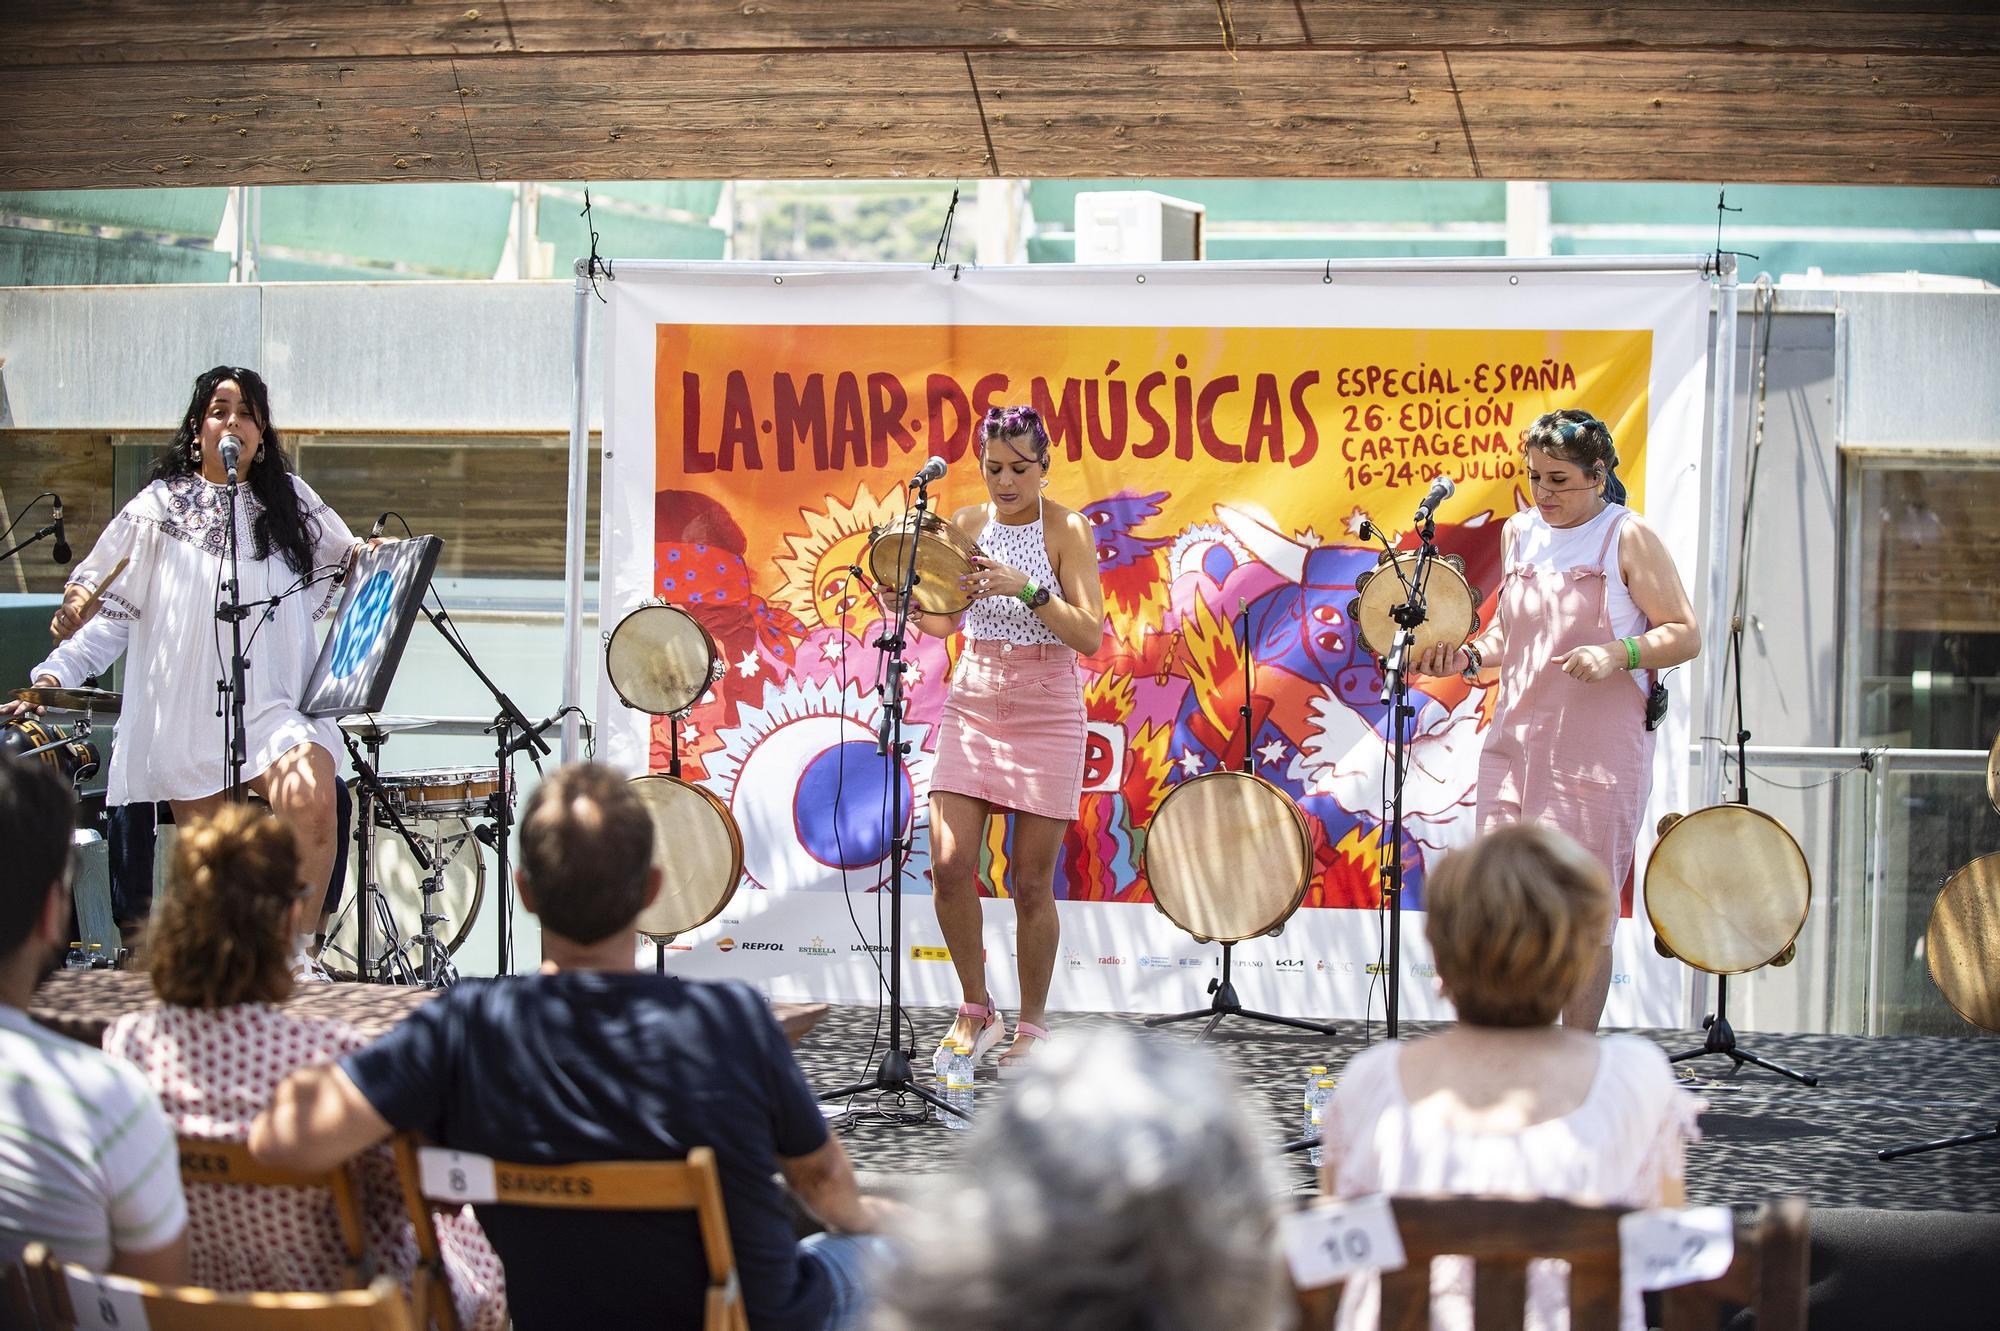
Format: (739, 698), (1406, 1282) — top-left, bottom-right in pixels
(1, 1), (1996, 188)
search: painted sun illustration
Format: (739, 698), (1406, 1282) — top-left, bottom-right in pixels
(771, 482), (903, 631)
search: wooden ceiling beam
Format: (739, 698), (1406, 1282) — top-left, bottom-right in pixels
(4, 1), (1996, 65)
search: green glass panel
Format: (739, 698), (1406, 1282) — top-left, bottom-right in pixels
(1552, 182), (2000, 230)
(1206, 236), (1506, 260)
(1029, 179), (1505, 225)
(1557, 234), (2000, 286)
(541, 181), (723, 217)
(254, 255), (428, 282)
(256, 184), (512, 275)
(0, 227), (229, 286)
(536, 196), (725, 264)
(0, 188), (228, 238)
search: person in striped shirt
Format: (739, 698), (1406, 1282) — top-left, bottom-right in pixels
(0, 752), (187, 1280)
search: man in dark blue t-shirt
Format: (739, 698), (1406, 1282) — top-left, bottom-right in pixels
(252, 763), (894, 1331)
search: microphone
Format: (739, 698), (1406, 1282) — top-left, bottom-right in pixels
(910, 456), (948, 488)
(218, 433), (244, 484)
(50, 496), (71, 564)
(1412, 475), (1456, 527)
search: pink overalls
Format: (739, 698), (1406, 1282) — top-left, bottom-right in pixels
(1475, 508), (1654, 940)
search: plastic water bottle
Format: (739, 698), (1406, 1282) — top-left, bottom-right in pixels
(1307, 1078), (1336, 1168)
(932, 1047), (955, 1124)
(1301, 1065), (1329, 1140)
(943, 1043), (976, 1132)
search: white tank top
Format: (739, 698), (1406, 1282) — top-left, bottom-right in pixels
(963, 497), (1066, 646)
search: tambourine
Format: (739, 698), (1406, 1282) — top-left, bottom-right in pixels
(1645, 805), (1811, 975)
(1345, 551), (1481, 663)
(604, 603), (725, 716)
(867, 510), (980, 616)
(1143, 771), (1312, 944)
(629, 774), (744, 941)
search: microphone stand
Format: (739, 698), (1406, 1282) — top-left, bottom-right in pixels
(1358, 511), (1439, 1041)
(0, 523), (63, 565)
(820, 475), (959, 1123)
(420, 599), (550, 976)
(214, 464), (252, 800)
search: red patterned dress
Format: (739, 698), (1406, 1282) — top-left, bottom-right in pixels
(105, 1003), (507, 1329)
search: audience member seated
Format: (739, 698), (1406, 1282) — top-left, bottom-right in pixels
(874, 1028), (1292, 1331)
(1320, 823), (1704, 1331)
(103, 804), (506, 1328)
(250, 762), (897, 1331)
(0, 753), (188, 1280)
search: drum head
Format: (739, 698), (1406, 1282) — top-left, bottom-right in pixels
(1349, 551), (1479, 662)
(867, 512), (977, 616)
(324, 816), (484, 981)
(630, 775), (744, 940)
(1929, 851), (2000, 1032)
(1645, 804), (1810, 975)
(607, 605), (720, 715)
(1143, 771), (1311, 943)
(1987, 731), (2000, 816)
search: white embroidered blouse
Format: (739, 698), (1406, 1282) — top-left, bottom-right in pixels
(33, 473), (357, 804)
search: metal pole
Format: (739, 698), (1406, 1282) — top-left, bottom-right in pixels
(1699, 257), (1740, 810)
(559, 261), (593, 764)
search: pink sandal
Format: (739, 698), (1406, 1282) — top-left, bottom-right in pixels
(933, 1000), (1005, 1076)
(997, 1021), (1050, 1080)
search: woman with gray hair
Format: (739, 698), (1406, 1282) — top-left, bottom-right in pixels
(872, 1028), (1293, 1331)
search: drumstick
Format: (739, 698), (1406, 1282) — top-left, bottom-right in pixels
(72, 558), (129, 625)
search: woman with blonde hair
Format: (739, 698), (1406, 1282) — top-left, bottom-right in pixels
(1320, 823), (1702, 1331)
(103, 805), (506, 1326)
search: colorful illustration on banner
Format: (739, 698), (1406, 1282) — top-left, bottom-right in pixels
(651, 321), (1654, 918)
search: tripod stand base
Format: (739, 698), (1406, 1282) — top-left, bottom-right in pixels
(819, 1046), (965, 1120)
(1878, 1119), (2000, 1161)
(1143, 979), (1338, 1041)
(1668, 1013), (1819, 1086)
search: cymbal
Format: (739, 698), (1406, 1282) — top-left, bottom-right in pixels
(337, 714), (434, 739)
(1987, 730), (1999, 816)
(12, 686), (121, 715)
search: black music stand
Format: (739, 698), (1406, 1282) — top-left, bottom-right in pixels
(1145, 600), (1339, 1042)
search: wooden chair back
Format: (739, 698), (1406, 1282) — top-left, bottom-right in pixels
(22, 1242), (416, 1331)
(1293, 1196), (1810, 1331)
(177, 1135), (374, 1288)
(391, 1135), (746, 1331)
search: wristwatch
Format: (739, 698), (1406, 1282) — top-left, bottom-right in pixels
(1018, 579), (1052, 611)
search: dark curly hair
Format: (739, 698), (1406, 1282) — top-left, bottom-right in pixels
(1521, 409), (1626, 505)
(150, 365), (320, 575)
(146, 803), (300, 1008)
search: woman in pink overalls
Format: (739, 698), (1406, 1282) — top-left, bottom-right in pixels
(1419, 410), (1701, 1030)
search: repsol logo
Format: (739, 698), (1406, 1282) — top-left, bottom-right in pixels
(499, 1171), (593, 1198)
(740, 942), (785, 952)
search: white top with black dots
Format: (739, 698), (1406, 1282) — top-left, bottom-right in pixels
(963, 497), (1067, 646)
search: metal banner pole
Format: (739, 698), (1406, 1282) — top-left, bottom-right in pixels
(560, 261), (594, 765)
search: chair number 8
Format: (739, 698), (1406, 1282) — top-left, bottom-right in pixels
(449, 1167), (468, 1193)
(98, 1296), (121, 1326)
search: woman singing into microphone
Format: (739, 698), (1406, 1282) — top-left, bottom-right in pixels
(880, 406), (1106, 1078)
(5, 366), (365, 933)
(1418, 409), (1700, 1031)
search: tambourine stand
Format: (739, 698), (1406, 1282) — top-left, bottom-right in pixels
(820, 480), (960, 1123)
(1147, 600), (1338, 1041)
(1667, 620), (1818, 1087)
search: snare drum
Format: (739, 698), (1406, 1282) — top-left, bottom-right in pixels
(1, 716), (99, 786)
(867, 510), (980, 616)
(323, 815), (485, 982)
(1645, 805), (1811, 975)
(606, 603), (724, 716)
(1143, 771), (1313, 943)
(378, 767), (502, 820)
(629, 774), (744, 940)
(1346, 551), (1481, 663)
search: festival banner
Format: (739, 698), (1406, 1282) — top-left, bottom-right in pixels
(598, 262), (1711, 1026)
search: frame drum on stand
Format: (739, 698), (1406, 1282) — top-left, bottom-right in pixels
(323, 813), (485, 982)
(630, 775), (744, 941)
(1144, 770), (1312, 943)
(606, 603), (724, 715)
(1347, 551), (1480, 662)
(866, 510), (979, 616)
(1646, 805), (1811, 974)
(1928, 851), (2000, 1033)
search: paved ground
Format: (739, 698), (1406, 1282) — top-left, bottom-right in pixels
(794, 1003), (2000, 1211)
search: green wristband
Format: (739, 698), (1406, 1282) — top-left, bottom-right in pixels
(1017, 579), (1039, 608)
(1621, 636), (1641, 670)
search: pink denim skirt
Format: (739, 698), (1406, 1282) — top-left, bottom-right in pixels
(929, 640), (1086, 821)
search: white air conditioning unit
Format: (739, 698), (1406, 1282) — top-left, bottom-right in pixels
(1072, 191), (1205, 263)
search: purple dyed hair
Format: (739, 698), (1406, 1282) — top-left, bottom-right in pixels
(978, 404), (1052, 466)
